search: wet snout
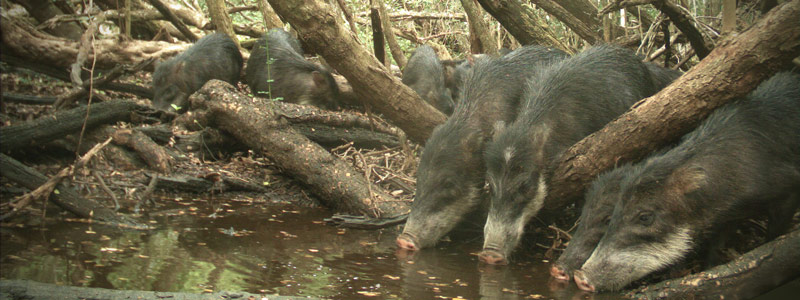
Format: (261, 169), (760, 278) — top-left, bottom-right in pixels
(396, 232), (419, 250)
(573, 270), (596, 292)
(549, 264), (570, 281)
(478, 248), (508, 265)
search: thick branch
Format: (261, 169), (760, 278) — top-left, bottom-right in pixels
(377, 0), (407, 69)
(356, 11), (467, 21)
(190, 80), (409, 217)
(652, 0), (711, 59)
(0, 100), (154, 153)
(267, 0), (446, 144)
(476, 0), (572, 53)
(531, 0), (601, 44)
(460, 0), (499, 54)
(1, 15), (190, 70)
(546, 0), (800, 209)
(0, 153), (148, 229)
(628, 230), (800, 299)
(145, 0), (198, 42)
(1, 53), (154, 99)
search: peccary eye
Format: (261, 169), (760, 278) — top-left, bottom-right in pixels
(637, 211), (654, 226)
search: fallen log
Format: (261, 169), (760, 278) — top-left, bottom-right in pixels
(1, 14), (190, 70)
(627, 229), (800, 299)
(268, 0), (446, 144)
(143, 173), (269, 193)
(546, 0), (800, 208)
(189, 80), (409, 217)
(1, 53), (154, 99)
(0, 153), (148, 229)
(111, 129), (172, 173)
(0, 100), (156, 153)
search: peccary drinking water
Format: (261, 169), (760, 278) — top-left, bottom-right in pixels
(574, 72), (800, 292)
(396, 46), (568, 251)
(152, 32), (243, 113)
(479, 45), (663, 265)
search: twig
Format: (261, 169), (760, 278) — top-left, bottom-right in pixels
(2, 138), (112, 220)
(93, 172), (120, 211)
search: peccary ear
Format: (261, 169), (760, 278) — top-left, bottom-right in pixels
(668, 166), (707, 195)
(311, 71), (325, 87)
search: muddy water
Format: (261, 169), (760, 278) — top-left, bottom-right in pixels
(0, 196), (618, 300)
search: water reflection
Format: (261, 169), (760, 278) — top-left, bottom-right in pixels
(0, 200), (622, 299)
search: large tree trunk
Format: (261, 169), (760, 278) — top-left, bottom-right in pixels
(257, 0), (284, 30)
(189, 80), (408, 217)
(267, 0), (446, 144)
(460, 0), (498, 55)
(628, 229), (800, 299)
(206, 0), (240, 50)
(546, 0), (800, 210)
(530, 0), (601, 44)
(476, 0), (572, 53)
(1, 14), (190, 70)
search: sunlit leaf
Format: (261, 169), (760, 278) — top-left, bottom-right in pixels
(356, 291), (381, 297)
(383, 275), (400, 280)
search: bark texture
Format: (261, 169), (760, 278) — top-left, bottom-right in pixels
(628, 230), (800, 299)
(1, 14), (190, 70)
(189, 80), (408, 217)
(0, 154), (148, 229)
(531, 0), (601, 44)
(0, 101), (154, 153)
(476, 0), (572, 53)
(460, 0), (498, 55)
(267, 0), (446, 144)
(546, 0), (800, 210)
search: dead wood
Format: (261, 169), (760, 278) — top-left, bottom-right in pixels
(11, 0), (83, 40)
(1, 14), (191, 70)
(293, 124), (400, 149)
(335, 0), (359, 35)
(356, 11), (467, 21)
(627, 229), (800, 299)
(324, 213), (408, 229)
(531, 0), (601, 45)
(476, 0), (572, 53)
(377, 0), (407, 69)
(1, 94), (58, 105)
(546, 1), (800, 210)
(370, 4), (387, 66)
(144, 0), (198, 42)
(111, 129), (172, 173)
(460, 0), (499, 55)
(0, 100), (156, 153)
(256, 0), (284, 30)
(267, 0), (446, 144)
(600, 0), (711, 59)
(143, 173), (268, 194)
(189, 80), (409, 217)
(0, 153), (148, 229)
(0, 53), (154, 99)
